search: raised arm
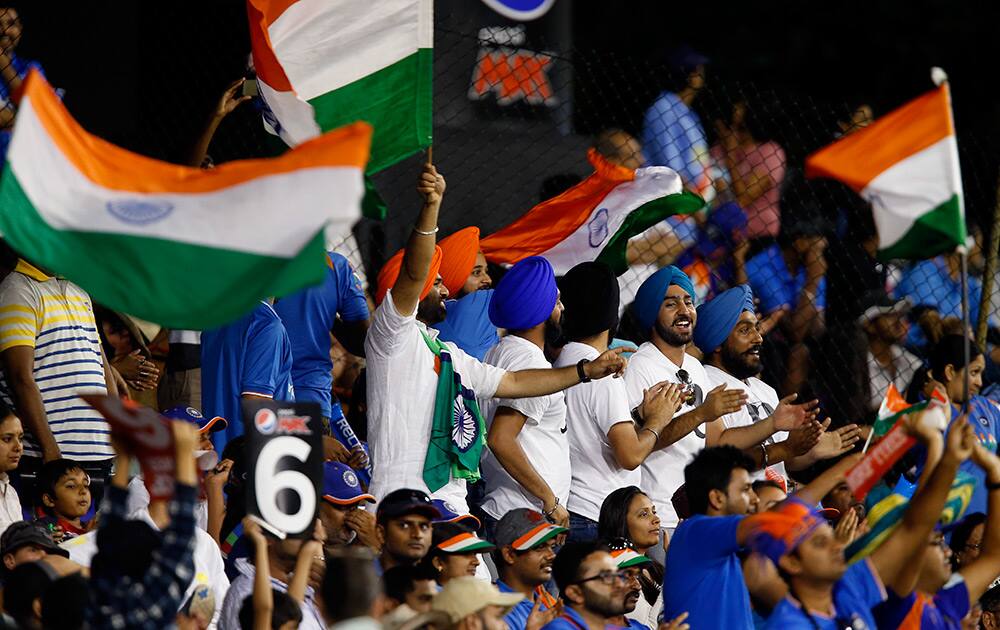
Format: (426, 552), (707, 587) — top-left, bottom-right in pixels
(871, 419), (974, 595)
(608, 383), (683, 470)
(710, 394), (817, 448)
(391, 163), (445, 316)
(243, 517), (274, 630)
(187, 78), (251, 167)
(653, 384), (748, 449)
(494, 347), (626, 399)
(960, 444), (1000, 603)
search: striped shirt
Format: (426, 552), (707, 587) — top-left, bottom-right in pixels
(0, 260), (111, 460)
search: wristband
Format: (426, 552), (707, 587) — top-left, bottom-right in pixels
(543, 498), (561, 519)
(577, 359), (591, 383)
(760, 443), (769, 468)
(413, 225), (439, 236)
(642, 426), (660, 441)
(631, 407), (643, 425)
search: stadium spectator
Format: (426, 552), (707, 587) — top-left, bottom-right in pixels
(319, 461), (377, 550)
(319, 548), (382, 630)
(34, 458), (92, 541)
(432, 576), (523, 630)
(492, 508), (565, 630)
(0, 405), (22, 537)
(365, 165), (625, 510)
(546, 541), (643, 630)
(383, 564), (438, 614)
(981, 584), (1000, 629)
(0, 520), (68, 573)
(858, 291), (921, 413)
(751, 480), (786, 512)
(273, 251), (370, 440)
(427, 521), (494, 585)
(625, 266), (747, 531)
(376, 489), (439, 573)
(0, 255), (117, 506)
(200, 300), (295, 451)
(481, 257), (571, 531)
(95, 307), (160, 401)
(555, 261), (683, 541)
(948, 512), (986, 572)
(221, 516), (325, 630)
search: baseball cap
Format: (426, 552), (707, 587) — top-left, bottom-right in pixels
(857, 291), (911, 326)
(431, 499), (482, 529)
(377, 489), (441, 522)
(162, 406), (227, 434)
(432, 577), (525, 624)
(0, 522), (69, 559)
(746, 497), (826, 565)
(494, 508), (568, 551)
(610, 547), (653, 569)
(432, 522), (495, 555)
(323, 462), (375, 506)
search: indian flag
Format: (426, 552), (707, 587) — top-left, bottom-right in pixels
(480, 150), (703, 275)
(805, 80), (966, 260)
(0, 71), (372, 331)
(248, 0), (432, 173)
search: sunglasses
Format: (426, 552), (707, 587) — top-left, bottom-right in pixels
(676, 370), (697, 406)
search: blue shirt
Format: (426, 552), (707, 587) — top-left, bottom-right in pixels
(950, 397), (1000, 516)
(873, 574), (969, 629)
(497, 580), (540, 630)
(542, 606), (591, 630)
(201, 301), (295, 451)
(641, 92), (709, 188)
(745, 245), (827, 315)
(895, 257), (988, 348)
(432, 290), (499, 361)
(764, 559), (886, 629)
(663, 514), (752, 630)
(274, 252), (368, 418)
(0, 54), (46, 168)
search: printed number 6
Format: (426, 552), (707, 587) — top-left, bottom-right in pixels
(255, 436), (315, 535)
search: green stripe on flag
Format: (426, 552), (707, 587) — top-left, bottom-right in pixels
(596, 191), (704, 275)
(872, 400), (928, 438)
(877, 194), (966, 261)
(309, 49), (432, 174)
(0, 168), (327, 330)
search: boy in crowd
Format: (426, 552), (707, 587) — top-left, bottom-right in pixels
(35, 458), (91, 541)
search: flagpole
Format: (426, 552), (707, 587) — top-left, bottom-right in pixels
(961, 243), (971, 414)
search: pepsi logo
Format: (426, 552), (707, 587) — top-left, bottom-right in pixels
(106, 199), (174, 225)
(254, 409), (278, 435)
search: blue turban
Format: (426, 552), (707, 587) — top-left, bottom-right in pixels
(433, 289), (500, 361)
(488, 256), (558, 331)
(633, 266), (696, 334)
(693, 284), (755, 356)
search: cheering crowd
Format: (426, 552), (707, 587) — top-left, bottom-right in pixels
(0, 8), (999, 628)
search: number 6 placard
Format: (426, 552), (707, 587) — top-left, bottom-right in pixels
(243, 400), (323, 538)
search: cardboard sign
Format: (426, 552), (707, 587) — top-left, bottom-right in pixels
(846, 423), (916, 501)
(243, 400), (323, 538)
(82, 395), (176, 500)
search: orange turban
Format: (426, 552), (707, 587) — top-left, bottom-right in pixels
(376, 246), (443, 305)
(437, 227), (481, 296)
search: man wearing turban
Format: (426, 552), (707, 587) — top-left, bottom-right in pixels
(478, 256), (571, 530)
(364, 165), (628, 511)
(437, 227), (492, 298)
(555, 261), (686, 542)
(624, 265), (748, 533)
(695, 285), (863, 484)
(432, 227), (498, 360)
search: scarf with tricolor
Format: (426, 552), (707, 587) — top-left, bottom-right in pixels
(421, 331), (487, 492)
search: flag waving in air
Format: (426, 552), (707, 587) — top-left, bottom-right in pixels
(247, 0), (432, 173)
(0, 71), (372, 330)
(480, 150), (704, 275)
(805, 77), (966, 260)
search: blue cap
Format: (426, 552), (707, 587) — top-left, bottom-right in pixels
(162, 406), (227, 434)
(323, 462), (375, 505)
(431, 498), (482, 529)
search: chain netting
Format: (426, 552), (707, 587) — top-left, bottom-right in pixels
(10, 4), (1000, 429)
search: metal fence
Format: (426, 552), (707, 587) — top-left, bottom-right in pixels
(11, 4), (1000, 432)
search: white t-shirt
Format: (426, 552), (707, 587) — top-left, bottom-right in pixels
(128, 476), (210, 532)
(555, 342), (639, 521)
(704, 365), (787, 482)
(479, 335), (571, 520)
(62, 509), (230, 630)
(0, 474), (22, 538)
(365, 291), (506, 512)
(866, 346), (920, 413)
(623, 343), (709, 528)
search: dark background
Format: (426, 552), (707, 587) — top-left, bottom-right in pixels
(13, 1), (1000, 262)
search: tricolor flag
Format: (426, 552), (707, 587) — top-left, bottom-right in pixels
(247, 0), (432, 173)
(0, 71), (372, 330)
(480, 150), (704, 275)
(872, 384), (928, 438)
(805, 79), (966, 260)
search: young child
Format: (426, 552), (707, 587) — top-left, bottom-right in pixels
(35, 458), (92, 541)
(0, 403), (24, 537)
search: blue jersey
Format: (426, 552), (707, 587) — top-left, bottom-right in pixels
(745, 245), (826, 315)
(201, 302), (295, 451)
(765, 560), (886, 629)
(950, 397), (1000, 516)
(663, 514), (752, 629)
(873, 574), (969, 630)
(274, 252), (368, 419)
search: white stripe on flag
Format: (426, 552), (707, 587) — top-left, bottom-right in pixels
(257, 79), (320, 146)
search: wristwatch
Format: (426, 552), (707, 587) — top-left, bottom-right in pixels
(577, 359), (591, 383)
